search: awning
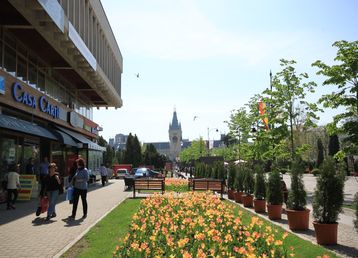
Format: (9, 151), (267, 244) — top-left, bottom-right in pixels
(52, 129), (78, 147)
(0, 114), (57, 140)
(55, 126), (106, 151)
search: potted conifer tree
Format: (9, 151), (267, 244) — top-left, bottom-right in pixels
(253, 165), (266, 213)
(234, 166), (244, 203)
(312, 156), (345, 245)
(242, 166), (254, 207)
(227, 162), (236, 200)
(266, 170), (283, 220)
(286, 159), (310, 230)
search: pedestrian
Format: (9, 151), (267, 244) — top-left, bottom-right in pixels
(6, 163), (21, 210)
(43, 163), (61, 221)
(99, 163), (107, 187)
(69, 158), (89, 219)
(38, 156), (49, 189)
(25, 158), (35, 174)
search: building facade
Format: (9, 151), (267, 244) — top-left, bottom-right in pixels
(0, 0), (122, 182)
(168, 109), (182, 161)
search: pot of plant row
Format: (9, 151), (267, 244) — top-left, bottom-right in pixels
(234, 166), (244, 203)
(227, 163), (236, 200)
(286, 159), (310, 230)
(234, 191), (243, 203)
(253, 165), (266, 213)
(266, 170), (283, 220)
(312, 157), (345, 245)
(242, 166), (254, 208)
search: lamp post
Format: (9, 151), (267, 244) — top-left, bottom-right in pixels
(207, 127), (218, 156)
(236, 126), (241, 164)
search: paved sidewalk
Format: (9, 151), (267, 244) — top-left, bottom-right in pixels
(0, 180), (131, 258)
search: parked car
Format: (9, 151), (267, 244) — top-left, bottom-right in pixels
(116, 168), (129, 179)
(134, 168), (162, 178)
(88, 169), (101, 183)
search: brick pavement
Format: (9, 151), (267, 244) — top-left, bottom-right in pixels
(0, 180), (130, 258)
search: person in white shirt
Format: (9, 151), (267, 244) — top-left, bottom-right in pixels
(6, 163), (21, 210)
(99, 164), (108, 187)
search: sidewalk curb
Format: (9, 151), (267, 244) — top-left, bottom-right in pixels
(54, 192), (130, 258)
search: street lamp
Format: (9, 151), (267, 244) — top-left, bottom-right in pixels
(236, 126), (242, 164)
(207, 127), (219, 155)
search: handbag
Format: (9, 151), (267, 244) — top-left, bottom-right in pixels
(40, 196), (49, 213)
(66, 186), (74, 203)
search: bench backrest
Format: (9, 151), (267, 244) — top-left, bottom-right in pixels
(134, 179), (164, 190)
(192, 179), (223, 191)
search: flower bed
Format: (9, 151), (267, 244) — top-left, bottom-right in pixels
(114, 192), (294, 257)
(165, 178), (188, 192)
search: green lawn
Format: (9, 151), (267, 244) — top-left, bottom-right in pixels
(64, 197), (338, 258)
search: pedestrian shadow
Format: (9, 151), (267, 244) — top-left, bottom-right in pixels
(32, 217), (56, 226)
(324, 243), (358, 258)
(62, 217), (83, 227)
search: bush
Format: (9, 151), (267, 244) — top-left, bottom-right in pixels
(266, 170), (283, 205)
(254, 165), (266, 200)
(243, 166), (254, 195)
(287, 159), (307, 210)
(354, 192), (358, 232)
(312, 156), (345, 223)
(234, 165), (244, 192)
(227, 162), (236, 189)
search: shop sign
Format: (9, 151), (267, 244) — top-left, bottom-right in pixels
(0, 76), (5, 95)
(69, 111), (84, 128)
(12, 82), (61, 119)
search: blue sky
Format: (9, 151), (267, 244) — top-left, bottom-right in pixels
(95, 0), (358, 143)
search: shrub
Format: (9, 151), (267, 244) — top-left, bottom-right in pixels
(227, 162), (236, 189)
(234, 165), (244, 192)
(312, 156), (345, 223)
(243, 166), (254, 195)
(266, 170), (283, 205)
(311, 168), (320, 176)
(287, 159), (307, 210)
(254, 165), (266, 200)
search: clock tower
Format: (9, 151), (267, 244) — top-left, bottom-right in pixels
(169, 108), (182, 161)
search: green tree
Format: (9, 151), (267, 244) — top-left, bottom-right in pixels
(132, 135), (142, 167)
(317, 138), (324, 168)
(264, 59), (319, 160)
(313, 40), (358, 154)
(287, 159), (307, 210)
(123, 133), (134, 164)
(97, 135), (107, 147)
(123, 133), (142, 167)
(179, 138), (206, 162)
(328, 134), (340, 157)
(104, 145), (115, 167)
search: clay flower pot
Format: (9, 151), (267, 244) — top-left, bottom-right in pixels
(313, 221), (338, 245)
(253, 199), (266, 213)
(267, 204), (282, 220)
(286, 208), (310, 230)
(242, 194), (254, 207)
(228, 189), (235, 200)
(234, 191), (243, 203)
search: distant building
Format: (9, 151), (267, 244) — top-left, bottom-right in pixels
(108, 138), (114, 147)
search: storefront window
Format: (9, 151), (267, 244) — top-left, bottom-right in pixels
(17, 55), (27, 82)
(88, 150), (103, 172)
(51, 142), (64, 176)
(23, 138), (40, 175)
(28, 61), (37, 88)
(0, 136), (17, 179)
(4, 44), (16, 75)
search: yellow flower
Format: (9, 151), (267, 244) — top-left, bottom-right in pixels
(275, 240), (283, 246)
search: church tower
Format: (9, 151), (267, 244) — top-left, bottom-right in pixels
(169, 108), (182, 161)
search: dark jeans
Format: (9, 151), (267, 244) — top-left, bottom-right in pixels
(101, 176), (107, 186)
(72, 188), (87, 217)
(7, 189), (18, 208)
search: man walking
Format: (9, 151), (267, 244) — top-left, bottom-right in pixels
(99, 164), (108, 187)
(6, 163), (21, 210)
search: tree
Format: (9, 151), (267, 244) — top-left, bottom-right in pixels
(317, 138), (324, 168)
(264, 59), (319, 160)
(123, 133), (142, 167)
(97, 135), (107, 147)
(104, 145), (115, 167)
(328, 134), (340, 157)
(179, 138), (206, 162)
(313, 40), (358, 154)
(123, 133), (134, 164)
(132, 135), (142, 167)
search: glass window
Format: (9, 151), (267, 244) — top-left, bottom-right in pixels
(0, 136), (17, 180)
(38, 70), (45, 92)
(4, 45), (16, 75)
(28, 61), (37, 87)
(17, 55), (27, 82)
(0, 40), (3, 68)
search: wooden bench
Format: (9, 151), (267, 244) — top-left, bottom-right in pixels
(192, 178), (224, 198)
(133, 178), (165, 198)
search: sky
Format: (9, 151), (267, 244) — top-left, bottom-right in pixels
(95, 0), (358, 144)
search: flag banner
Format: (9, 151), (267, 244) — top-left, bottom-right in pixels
(259, 101), (269, 131)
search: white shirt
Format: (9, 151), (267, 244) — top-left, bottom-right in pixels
(6, 172), (20, 190)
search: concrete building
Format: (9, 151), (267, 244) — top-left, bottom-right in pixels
(0, 0), (122, 182)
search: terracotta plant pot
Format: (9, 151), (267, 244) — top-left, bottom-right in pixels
(234, 191), (243, 203)
(286, 208), (310, 230)
(313, 221), (338, 245)
(267, 204), (282, 220)
(253, 199), (266, 213)
(242, 194), (254, 207)
(228, 189), (235, 200)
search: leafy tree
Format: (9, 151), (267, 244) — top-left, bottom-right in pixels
(132, 135), (142, 167)
(97, 135), (107, 147)
(179, 138), (206, 162)
(266, 170), (283, 205)
(254, 165), (266, 200)
(328, 134), (340, 157)
(104, 145), (115, 167)
(287, 159), (307, 210)
(313, 40), (358, 154)
(263, 59), (319, 160)
(227, 162), (237, 189)
(317, 138), (324, 168)
(123, 133), (142, 167)
(243, 166), (254, 195)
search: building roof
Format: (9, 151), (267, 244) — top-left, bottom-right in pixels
(169, 111), (181, 130)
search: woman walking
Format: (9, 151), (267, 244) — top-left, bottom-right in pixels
(6, 163), (21, 210)
(44, 163), (61, 221)
(70, 158), (89, 219)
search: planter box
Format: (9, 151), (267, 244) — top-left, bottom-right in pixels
(242, 194), (253, 207)
(286, 208), (310, 230)
(253, 199), (266, 213)
(267, 204), (282, 220)
(313, 221), (338, 245)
